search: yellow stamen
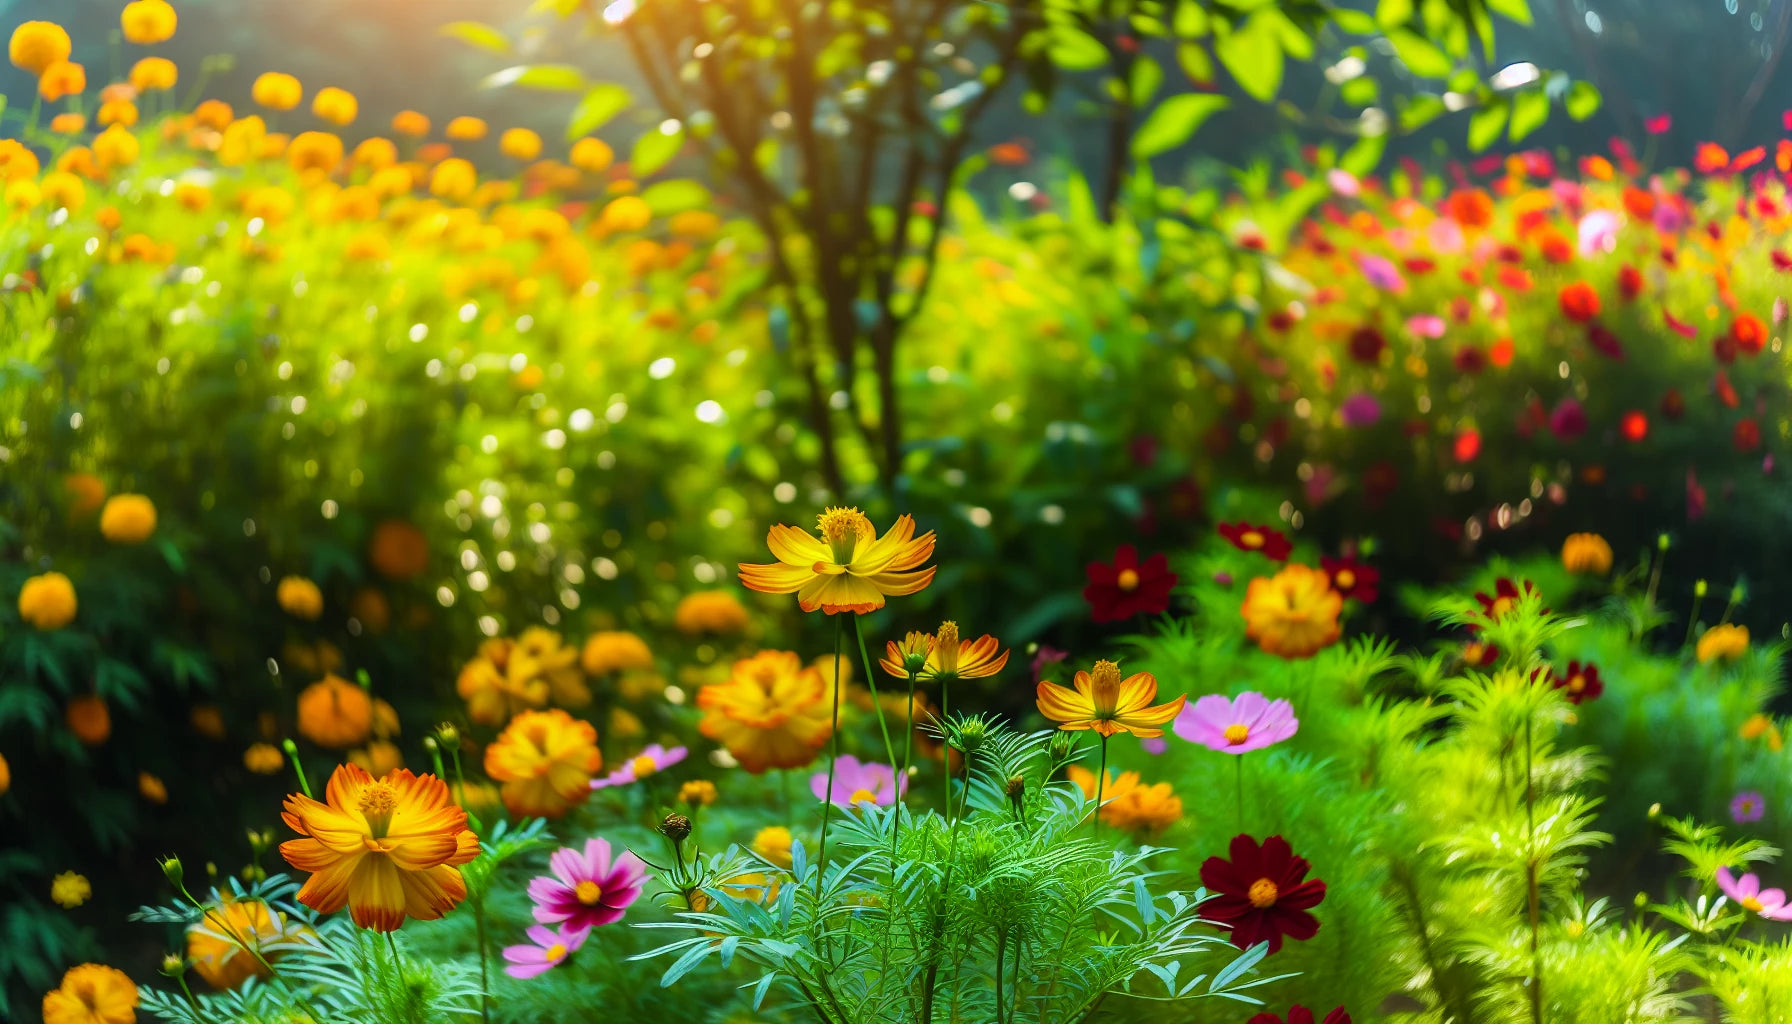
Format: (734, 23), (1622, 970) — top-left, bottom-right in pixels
(357, 782), (399, 839)
(1241, 531), (1264, 549)
(1744, 895), (1765, 913)
(575, 880), (603, 905)
(1117, 569), (1140, 591)
(849, 787), (877, 805)
(1490, 597), (1514, 618)
(1334, 569), (1356, 590)
(631, 754), (658, 777)
(817, 506), (872, 563)
(1089, 660), (1123, 718)
(1567, 675), (1585, 694)
(934, 620), (960, 673)
(1223, 724), (1250, 745)
(1247, 878), (1279, 908)
(545, 942), (567, 962)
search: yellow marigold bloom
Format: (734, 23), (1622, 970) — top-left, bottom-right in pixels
(19, 571), (77, 630)
(392, 110), (430, 137)
(697, 650), (833, 773)
(42, 963), (136, 1024)
(430, 157), (477, 201)
(678, 779), (718, 806)
(1699, 623), (1750, 664)
(885, 620), (1008, 681)
(752, 826), (794, 868)
(128, 56), (177, 93)
(296, 674), (372, 749)
(569, 136), (614, 173)
(67, 695), (109, 745)
(280, 763), (480, 932)
(194, 99), (233, 129)
(310, 86), (357, 126)
(138, 772), (167, 804)
(352, 136), (398, 172)
(244, 742), (285, 774)
(445, 115), (487, 141)
(483, 709), (601, 818)
(50, 112), (86, 134)
(38, 61), (86, 102)
(599, 194), (652, 233)
(0, 752), (9, 796)
(0, 140), (37, 184)
(367, 165), (412, 200)
(64, 473), (106, 515)
(51, 871), (92, 909)
(100, 82), (138, 105)
(609, 706), (645, 739)
(1241, 563), (1344, 659)
(669, 209), (721, 238)
(173, 181), (210, 211)
(581, 630), (655, 674)
(190, 705), (225, 739)
(350, 740), (405, 777)
(10, 21), (70, 76)
(499, 127), (541, 160)
(4, 179), (39, 213)
(674, 591), (751, 635)
(277, 575), (323, 620)
(92, 124), (139, 170)
(1070, 765), (1181, 833)
(252, 71), (302, 111)
(219, 116), (267, 166)
(343, 231), (389, 262)
(1561, 533), (1613, 576)
(740, 507), (937, 615)
(1036, 660), (1186, 739)
(187, 894), (295, 989)
(288, 130), (342, 177)
(98, 493), (156, 543)
(121, 0), (177, 43)
(97, 100), (138, 128)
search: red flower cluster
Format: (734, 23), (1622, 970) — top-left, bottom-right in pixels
(1249, 1008), (1352, 1024)
(1551, 660), (1604, 704)
(1198, 834), (1326, 953)
(1218, 522), (1292, 561)
(1083, 545), (1176, 623)
(1473, 577), (1542, 627)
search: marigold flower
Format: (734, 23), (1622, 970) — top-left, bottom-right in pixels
(251, 72), (302, 110)
(280, 763), (479, 931)
(1218, 522), (1293, 560)
(740, 507), (936, 615)
(599, 194), (651, 232)
(92, 124), (139, 170)
(9, 21), (70, 76)
(51, 871), (92, 909)
(295, 674), (372, 748)
(1199, 834), (1327, 953)
(244, 742), (285, 774)
(430, 157), (477, 201)
(311, 86), (357, 126)
(287, 130), (342, 178)
(484, 709), (602, 818)
(1241, 564), (1343, 659)
(50, 112), (87, 134)
(500, 127), (542, 161)
(752, 826), (794, 868)
(1067, 765), (1182, 833)
(42, 963), (136, 1024)
(674, 591), (751, 635)
(186, 894), (296, 989)
(0, 139), (38, 182)
(697, 650), (833, 772)
(1561, 533), (1613, 575)
(392, 110), (430, 137)
(457, 633), (580, 725)
(678, 779), (718, 806)
(350, 137), (398, 173)
(1699, 623), (1750, 664)
(580, 630), (653, 675)
(97, 99), (139, 128)
(569, 136), (614, 173)
(19, 571), (77, 630)
(98, 493), (156, 543)
(39, 60), (87, 102)
(120, 0), (177, 43)
(1036, 660), (1186, 739)
(445, 116), (488, 141)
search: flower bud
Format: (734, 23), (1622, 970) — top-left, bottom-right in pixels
(1048, 731), (1077, 763)
(659, 813), (693, 842)
(158, 855), (184, 889)
(159, 953), (186, 977)
(1647, 802), (1661, 819)
(1633, 891), (1650, 909)
(423, 736), (438, 753)
(954, 717), (988, 754)
(1695, 579), (1709, 598)
(1657, 533), (1671, 552)
(1005, 775), (1026, 800)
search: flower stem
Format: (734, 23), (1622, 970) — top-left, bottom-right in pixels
(474, 894), (491, 1024)
(939, 676), (952, 821)
(1524, 711), (1543, 1024)
(894, 669), (917, 858)
(281, 740), (312, 799)
(816, 614), (845, 899)
(1235, 755), (1246, 834)
(851, 615), (902, 780)
(1092, 734), (1108, 834)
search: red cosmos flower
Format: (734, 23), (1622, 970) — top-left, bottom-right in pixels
(1199, 835), (1327, 953)
(1537, 229), (1574, 264)
(1622, 187), (1656, 220)
(1218, 523), (1292, 561)
(1446, 188), (1495, 228)
(1559, 281), (1601, 323)
(1497, 266), (1533, 292)
(1083, 545), (1177, 623)
(1320, 557), (1378, 603)
(1736, 417), (1762, 452)
(1347, 326), (1387, 364)
(1249, 1008), (1353, 1024)
(1551, 660), (1604, 704)
(1474, 577), (1543, 627)
(1490, 337), (1515, 366)
(1733, 314), (1768, 355)
(1587, 324), (1625, 360)
(1618, 264), (1643, 300)
(1453, 345), (1487, 375)
(1775, 250), (1792, 272)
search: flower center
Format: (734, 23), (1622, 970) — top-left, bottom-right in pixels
(1089, 660), (1124, 717)
(1241, 531), (1264, 549)
(1334, 569), (1356, 590)
(1465, 643), (1487, 664)
(631, 754), (659, 777)
(1117, 569), (1141, 591)
(1247, 878), (1279, 908)
(1490, 597), (1514, 619)
(357, 782), (399, 839)
(545, 942), (568, 963)
(1744, 895), (1765, 913)
(575, 880), (603, 906)
(1567, 675), (1585, 693)
(1223, 724), (1251, 745)
(849, 787), (877, 805)
(817, 506), (871, 563)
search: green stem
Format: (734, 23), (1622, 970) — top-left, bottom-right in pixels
(1092, 735), (1108, 834)
(1685, 589), (1706, 651)
(281, 740), (312, 799)
(1524, 711), (1542, 1024)
(475, 894), (492, 1024)
(939, 676), (953, 821)
(816, 614), (845, 899)
(1235, 755), (1245, 834)
(896, 669), (917, 859)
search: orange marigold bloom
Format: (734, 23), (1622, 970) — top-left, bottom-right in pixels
(42, 963), (137, 1024)
(430, 158), (477, 201)
(288, 130), (343, 177)
(500, 127), (542, 161)
(98, 100), (138, 128)
(445, 116), (488, 141)
(39, 61), (86, 102)
(580, 630), (654, 675)
(92, 124), (140, 170)
(252, 71), (303, 111)
(66, 695), (110, 745)
(9, 21), (70, 76)
(1536, 227), (1573, 264)
(280, 763), (479, 932)
(129, 56), (177, 92)
(186, 894), (298, 989)
(50, 112), (86, 134)
(295, 674), (373, 748)
(1241, 564), (1344, 658)
(738, 507), (936, 615)
(195, 99), (233, 130)
(20, 571), (77, 630)
(483, 709), (601, 818)
(697, 650), (833, 772)
(673, 590), (751, 635)
(367, 519), (429, 579)
(353, 137), (398, 171)
(310, 86), (357, 126)
(120, 0), (178, 44)
(570, 136), (614, 174)
(1036, 660), (1186, 738)
(1558, 280), (1601, 323)
(457, 628), (590, 725)
(392, 110), (431, 137)
(1445, 188), (1494, 229)
(0, 139), (37, 182)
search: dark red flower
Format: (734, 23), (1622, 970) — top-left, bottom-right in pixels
(1199, 835), (1327, 954)
(1586, 324), (1625, 360)
(1218, 522), (1292, 561)
(1248, 1008), (1353, 1024)
(1320, 556), (1379, 603)
(1714, 333), (1738, 365)
(1736, 417), (1762, 452)
(1461, 638), (1500, 668)
(1347, 326), (1387, 364)
(1549, 398), (1588, 440)
(1551, 660), (1604, 704)
(1453, 344), (1487, 375)
(1661, 389), (1686, 420)
(1083, 545), (1177, 623)
(1733, 313), (1768, 355)
(1474, 578), (1543, 627)
(1618, 264), (1643, 300)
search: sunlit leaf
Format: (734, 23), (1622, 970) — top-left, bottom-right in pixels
(1376, 0), (1415, 27)
(1341, 76), (1379, 106)
(1387, 29), (1453, 78)
(1048, 26), (1109, 72)
(482, 64), (587, 92)
(1399, 93), (1446, 131)
(1173, 1), (1210, 38)
(1332, 9), (1376, 34)
(1487, 0), (1534, 24)
(640, 180), (712, 215)
(1340, 134), (1387, 176)
(1176, 43), (1213, 84)
(1508, 87), (1549, 142)
(1129, 55), (1164, 107)
(1215, 14), (1283, 102)
(1131, 93), (1229, 158)
(1468, 98), (1509, 151)
(1566, 80), (1602, 121)
(632, 123), (685, 177)
(440, 21), (511, 55)
(567, 84), (631, 139)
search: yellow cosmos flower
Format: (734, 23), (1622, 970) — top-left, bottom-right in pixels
(483, 709), (602, 818)
(42, 963), (136, 1024)
(580, 630), (654, 675)
(752, 826), (794, 869)
(678, 780), (718, 806)
(674, 591), (751, 635)
(1561, 533), (1613, 575)
(186, 894), (300, 989)
(51, 871), (92, 908)
(457, 629), (589, 725)
(350, 740), (405, 778)
(1035, 660), (1186, 739)
(696, 650), (833, 772)
(244, 742), (285, 774)
(739, 507), (936, 615)
(280, 763), (479, 932)
(1699, 623), (1750, 664)
(98, 493), (156, 543)
(891, 620), (1008, 681)
(1240, 563), (1343, 659)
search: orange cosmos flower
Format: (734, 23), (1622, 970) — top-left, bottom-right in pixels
(280, 763), (478, 932)
(738, 506), (936, 615)
(1035, 660), (1186, 739)
(696, 650), (833, 772)
(483, 709), (601, 818)
(882, 620), (1007, 681)
(1558, 281), (1600, 323)
(1695, 143), (1731, 174)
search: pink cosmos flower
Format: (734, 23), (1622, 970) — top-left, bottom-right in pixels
(1326, 168), (1360, 198)
(1427, 217), (1464, 254)
(1577, 210), (1618, 256)
(1356, 253), (1407, 293)
(591, 744), (688, 789)
(1732, 790), (1767, 824)
(1405, 314), (1447, 339)
(1174, 692), (1299, 754)
(1717, 866), (1792, 920)
(527, 838), (649, 934)
(503, 924), (588, 979)
(811, 754), (905, 807)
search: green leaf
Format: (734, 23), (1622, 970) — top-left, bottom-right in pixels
(1566, 80), (1602, 121)
(1131, 93), (1230, 158)
(1173, 1), (1210, 38)
(1468, 99), (1509, 152)
(567, 84), (631, 140)
(1048, 26), (1110, 72)
(1129, 55), (1164, 107)
(1508, 87), (1549, 142)
(1487, 0), (1534, 24)
(1399, 93), (1447, 131)
(1388, 29), (1454, 77)
(1176, 42), (1213, 84)
(640, 179), (712, 215)
(1266, 9), (1314, 60)
(1340, 134), (1387, 176)
(1340, 76), (1379, 106)
(1376, 0), (1415, 27)
(1216, 14), (1283, 102)
(440, 20), (512, 55)
(481, 64), (588, 92)
(1332, 9), (1376, 34)
(631, 122), (686, 177)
